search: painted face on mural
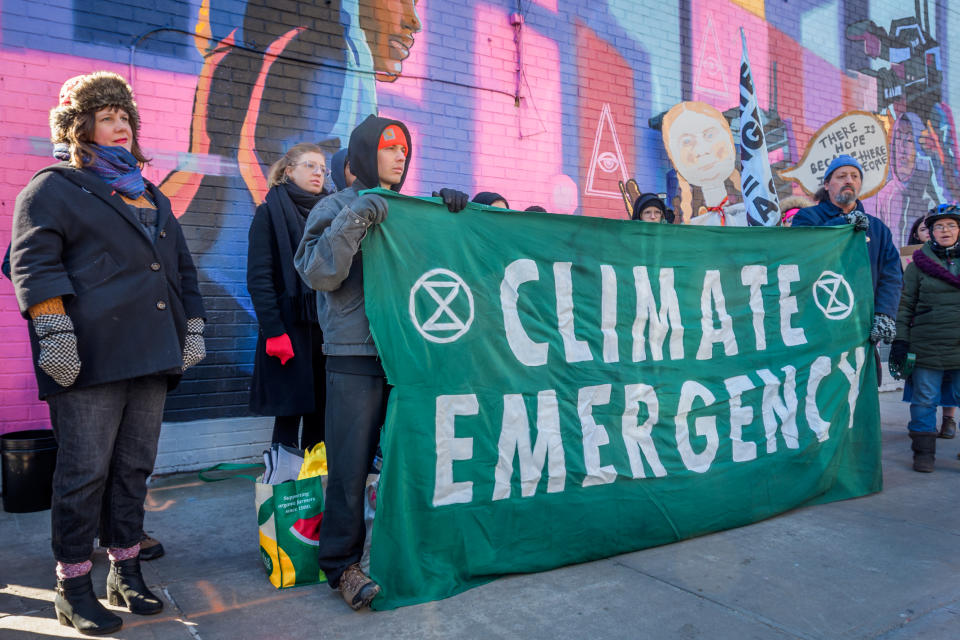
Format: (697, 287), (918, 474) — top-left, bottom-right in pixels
(360, 0), (422, 83)
(669, 110), (735, 187)
(92, 107), (133, 152)
(892, 116), (917, 182)
(285, 152), (328, 195)
(825, 166), (861, 208)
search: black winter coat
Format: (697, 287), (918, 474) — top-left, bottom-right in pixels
(247, 197), (323, 416)
(10, 163), (205, 399)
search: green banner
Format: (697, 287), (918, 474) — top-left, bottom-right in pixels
(362, 189), (881, 609)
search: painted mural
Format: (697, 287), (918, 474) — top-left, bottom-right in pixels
(2, 0), (959, 432)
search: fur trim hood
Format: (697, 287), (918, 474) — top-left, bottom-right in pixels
(49, 72), (140, 144)
(779, 195), (814, 213)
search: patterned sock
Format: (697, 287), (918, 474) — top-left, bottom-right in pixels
(56, 560), (92, 580)
(108, 543), (140, 562)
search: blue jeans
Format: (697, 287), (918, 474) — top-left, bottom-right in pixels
(46, 376), (167, 563)
(909, 368), (960, 434)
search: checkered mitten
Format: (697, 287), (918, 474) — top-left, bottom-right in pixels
(33, 314), (81, 387)
(845, 211), (869, 231)
(182, 317), (206, 370)
(870, 312), (896, 344)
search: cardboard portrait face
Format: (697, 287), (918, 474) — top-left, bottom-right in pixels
(662, 102), (736, 190)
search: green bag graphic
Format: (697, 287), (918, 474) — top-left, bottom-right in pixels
(255, 475), (327, 588)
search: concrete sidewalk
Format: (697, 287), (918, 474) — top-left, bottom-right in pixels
(2, 391), (959, 640)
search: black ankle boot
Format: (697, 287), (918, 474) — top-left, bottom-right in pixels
(939, 416), (957, 439)
(106, 557), (163, 615)
(55, 573), (123, 636)
(910, 431), (937, 472)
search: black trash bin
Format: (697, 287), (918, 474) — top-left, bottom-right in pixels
(1, 429), (58, 513)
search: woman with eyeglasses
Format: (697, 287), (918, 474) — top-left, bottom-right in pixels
(902, 215), (959, 439)
(890, 204), (960, 472)
(247, 143), (334, 450)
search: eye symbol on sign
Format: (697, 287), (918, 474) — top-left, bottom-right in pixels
(409, 268), (475, 343)
(813, 271), (854, 320)
(597, 152), (620, 173)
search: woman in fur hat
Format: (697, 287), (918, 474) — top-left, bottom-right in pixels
(778, 194), (814, 227)
(9, 71), (206, 635)
(890, 204), (960, 472)
(247, 143), (333, 450)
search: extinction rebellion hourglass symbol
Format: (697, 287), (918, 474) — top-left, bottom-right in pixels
(409, 268), (475, 343)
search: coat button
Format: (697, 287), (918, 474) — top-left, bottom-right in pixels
(156, 301), (167, 310)
(150, 262), (161, 271)
(159, 230), (167, 238)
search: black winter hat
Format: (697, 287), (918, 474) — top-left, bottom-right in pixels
(347, 114), (411, 192)
(49, 71), (140, 144)
(631, 193), (667, 221)
(472, 192), (510, 208)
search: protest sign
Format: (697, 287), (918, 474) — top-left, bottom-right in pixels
(661, 101), (743, 224)
(738, 28), (780, 226)
(779, 111), (889, 198)
(362, 190), (881, 609)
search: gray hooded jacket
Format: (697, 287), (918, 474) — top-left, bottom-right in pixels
(294, 115), (410, 356)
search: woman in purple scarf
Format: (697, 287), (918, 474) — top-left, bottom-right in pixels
(890, 204), (960, 473)
(9, 72), (205, 635)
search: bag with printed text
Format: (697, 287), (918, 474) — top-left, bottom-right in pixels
(256, 443), (328, 588)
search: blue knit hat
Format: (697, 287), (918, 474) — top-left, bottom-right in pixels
(823, 154), (863, 182)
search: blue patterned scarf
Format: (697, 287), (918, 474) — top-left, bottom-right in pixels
(85, 145), (145, 199)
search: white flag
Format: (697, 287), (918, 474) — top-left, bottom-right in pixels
(738, 28), (780, 226)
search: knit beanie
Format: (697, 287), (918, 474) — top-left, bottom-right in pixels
(379, 124), (408, 154)
(631, 193), (667, 221)
(472, 191), (510, 208)
(823, 154), (863, 183)
(49, 71), (140, 144)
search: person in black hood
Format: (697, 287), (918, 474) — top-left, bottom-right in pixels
(472, 191), (509, 209)
(632, 193), (669, 223)
(295, 114), (468, 610)
(329, 148), (355, 192)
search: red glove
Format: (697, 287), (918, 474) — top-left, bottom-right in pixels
(265, 333), (295, 365)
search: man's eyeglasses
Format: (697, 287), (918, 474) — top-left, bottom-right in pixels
(932, 223), (959, 232)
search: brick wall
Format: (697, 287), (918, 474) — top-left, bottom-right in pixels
(1, 0), (956, 444)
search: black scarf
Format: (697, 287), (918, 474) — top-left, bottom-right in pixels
(265, 182), (325, 323)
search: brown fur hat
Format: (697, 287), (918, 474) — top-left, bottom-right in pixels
(49, 71), (139, 143)
(779, 194), (814, 213)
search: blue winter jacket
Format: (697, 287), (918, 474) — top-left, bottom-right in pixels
(792, 199), (902, 318)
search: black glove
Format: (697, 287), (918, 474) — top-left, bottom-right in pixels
(870, 312), (896, 344)
(845, 211), (869, 232)
(353, 193), (389, 225)
(33, 314), (81, 387)
(888, 339), (909, 380)
(432, 188), (469, 213)
(182, 317), (206, 371)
